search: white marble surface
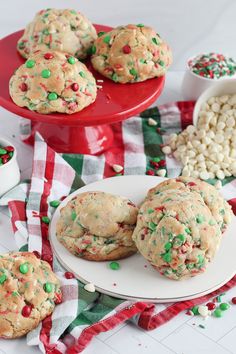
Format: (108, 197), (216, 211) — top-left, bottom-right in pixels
(1, 1), (236, 353)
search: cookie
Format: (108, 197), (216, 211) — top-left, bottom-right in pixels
(133, 189), (222, 280)
(9, 51), (97, 114)
(147, 177), (232, 232)
(91, 24), (172, 83)
(56, 191), (138, 261)
(0, 252), (61, 339)
(17, 8), (97, 60)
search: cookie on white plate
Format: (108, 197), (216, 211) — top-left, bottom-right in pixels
(56, 191), (138, 261)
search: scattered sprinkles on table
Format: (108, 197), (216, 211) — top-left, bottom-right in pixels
(188, 53), (236, 79)
(17, 8), (97, 60)
(91, 24), (172, 83)
(0, 252), (61, 338)
(0, 145), (14, 165)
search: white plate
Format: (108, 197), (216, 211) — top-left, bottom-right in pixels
(49, 176), (236, 303)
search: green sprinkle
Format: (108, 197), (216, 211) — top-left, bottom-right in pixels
(147, 209), (154, 214)
(196, 215), (205, 224)
(98, 31), (106, 37)
(186, 263), (195, 270)
(148, 222), (157, 231)
(18, 42), (25, 49)
(129, 68), (138, 76)
(214, 308), (223, 318)
(162, 252), (172, 263)
(68, 56), (76, 64)
(41, 216), (50, 224)
(12, 291), (19, 297)
(0, 274), (7, 284)
(43, 28), (50, 35)
(199, 324), (205, 329)
(90, 45), (96, 55)
(26, 59), (35, 68)
(152, 37), (159, 45)
(152, 157), (161, 162)
(217, 295), (222, 303)
(79, 71), (85, 78)
(158, 60), (165, 67)
(176, 234), (186, 242)
(44, 282), (53, 293)
(49, 200), (60, 208)
(111, 73), (118, 82)
(164, 242), (172, 251)
(0, 148), (7, 155)
(19, 263), (29, 274)
(191, 306), (199, 315)
(109, 261), (120, 270)
(185, 228), (191, 234)
(220, 303), (230, 311)
(48, 92), (58, 101)
(137, 23), (144, 27)
(209, 220), (215, 226)
(103, 35), (111, 44)
(161, 226), (166, 235)
(140, 58), (147, 64)
(41, 69), (51, 78)
(9, 152), (13, 157)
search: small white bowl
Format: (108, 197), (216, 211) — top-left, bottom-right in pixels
(0, 137), (20, 197)
(192, 79), (236, 126)
(181, 56), (236, 101)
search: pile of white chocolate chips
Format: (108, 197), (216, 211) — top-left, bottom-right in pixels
(163, 94), (236, 183)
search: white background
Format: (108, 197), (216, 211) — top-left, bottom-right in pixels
(0, 1), (236, 353)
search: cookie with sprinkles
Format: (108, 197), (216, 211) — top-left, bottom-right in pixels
(91, 24), (172, 83)
(147, 177), (233, 233)
(17, 9), (97, 60)
(56, 191), (138, 261)
(0, 252), (61, 338)
(133, 188), (222, 280)
(9, 51), (97, 114)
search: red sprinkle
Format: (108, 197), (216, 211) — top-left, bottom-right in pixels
(32, 251), (41, 259)
(21, 305), (32, 317)
(187, 182), (197, 187)
(19, 83), (28, 92)
(44, 53), (54, 60)
(71, 83), (79, 91)
(159, 160), (166, 167)
(122, 45), (131, 54)
(54, 292), (62, 304)
(206, 302), (216, 310)
(150, 161), (159, 169)
(4, 146), (14, 152)
(65, 271), (75, 279)
(155, 206), (165, 212)
(146, 170), (155, 176)
(232, 297), (236, 304)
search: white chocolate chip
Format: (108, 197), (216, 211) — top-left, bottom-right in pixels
(199, 171), (209, 180)
(156, 169), (166, 177)
(148, 118), (157, 126)
(84, 283), (96, 293)
(215, 180), (222, 190)
(112, 164), (123, 173)
(198, 305), (209, 317)
(162, 146), (172, 155)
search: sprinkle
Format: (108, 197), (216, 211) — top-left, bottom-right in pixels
(220, 303), (230, 311)
(137, 23), (144, 27)
(71, 83), (79, 91)
(98, 31), (106, 37)
(67, 56), (76, 65)
(41, 69), (51, 78)
(44, 53), (54, 60)
(79, 71), (85, 78)
(146, 169), (155, 176)
(213, 308), (223, 318)
(26, 59), (35, 68)
(48, 92), (58, 101)
(0, 274), (7, 284)
(41, 216), (50, 224)
(109, 261), (120, 270)
(49, 200), (60, 208)
(122, 45), (131, 54)
(216, 295), (222, 303)
(97, 79), (104, 83)
(103, 35), (111, 44)
(64, 272), (75, 279)
(44, 282), (53, 293)
(196, 215), (205, 224)
(19, 83), (28, 92)
(96, 85), (103, 89)
(19, 263), (29, 274)
(152, 37), (159, 45)
(84, 283), (95, 292)
(162, 252), (172, 263)
(129, 68), (138, 77)
(148, 118), (157, 126)
(191, 306), (199, 315)
(112, 164), (123, 173)
(206, 302), (216, 311)
(21, 305), (32, 317)
(199, 324), (205, 329)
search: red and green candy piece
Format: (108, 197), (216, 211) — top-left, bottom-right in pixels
(0, 145), (14, 165)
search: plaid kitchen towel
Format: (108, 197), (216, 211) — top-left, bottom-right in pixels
(1, 101), (236, 354)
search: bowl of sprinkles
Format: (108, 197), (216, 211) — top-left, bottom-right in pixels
(0, 137), (20, 196)
(182, 52), (236, 100)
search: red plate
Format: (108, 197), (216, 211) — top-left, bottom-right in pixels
(0, 25), (165, 154)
